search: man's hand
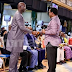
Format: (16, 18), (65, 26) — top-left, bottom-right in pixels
(42, 29), (45, 34)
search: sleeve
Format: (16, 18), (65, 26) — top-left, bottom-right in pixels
(16, 14), (32, 33)
(33, 35), (38, 48)
(35, 42), (38, 48)
(24, 35), (29, 46)
(24, 35), (31, 50)
(45, 20), (58, 35)
(35, 40), (38, 48)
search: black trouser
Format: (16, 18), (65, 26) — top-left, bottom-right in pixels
(0, 47), (11, 54)
(46, 42), (57, 72)
(20, 50), (31, 68)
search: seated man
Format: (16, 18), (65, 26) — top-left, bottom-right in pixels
(23, 34), (38, 70)
(29, 31), (45, 68)
(24, 26), (45, 70)
(25, 26), (45, 68)
(57, 44), (65, 64)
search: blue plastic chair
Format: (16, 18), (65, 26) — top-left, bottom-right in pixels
(0, 54), (10, 58)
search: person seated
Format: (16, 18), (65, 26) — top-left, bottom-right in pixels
(1, 30), (7, 49)
(23, 34), (38, 71)
(1, 25), (11, 48)
(26, 27), (45, 69)
(57, 44), (66, 64)
(60, 32), (72, 60)
(3, 25), (11, 49)
(36, 34), (42, 48)
(0, 37), (10, 67)
(0, 30), (11, 54)
(36, 33), (45, 49)
(1, 30), (7, 37)
(0, 37), (4, 51)
(28, 33), (45, 68)
(0, 29), (11, 67)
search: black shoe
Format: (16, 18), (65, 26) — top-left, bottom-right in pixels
(24, 67), (28, 72)
(19, 67), (28, 72)
(34, 66), (38, 70)
(18, 67), (22, 72)
(60, 61), (66, 64)
(38, 63), (46, 69)
(57, 62), (62, 65)
(19, 69), (28, 72)
(38, 64), (43, 69)
(28, 68), (34, 71)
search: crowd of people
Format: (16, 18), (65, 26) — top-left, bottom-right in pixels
(0, 25), (72, 72)
(1, 22), (72, 72)
(0, 25), (46, 72)
(57, 32), (72, 64)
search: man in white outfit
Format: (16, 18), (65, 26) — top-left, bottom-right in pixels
(57, 44), (64, 64)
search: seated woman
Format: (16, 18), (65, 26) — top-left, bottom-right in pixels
(60, 32), (72, 60)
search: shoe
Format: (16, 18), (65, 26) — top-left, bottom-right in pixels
(38, 63), (44, 69)
(28, 68), (34, 71)
(19, 66), (28, 72)
(19, 69), (28, 72)
(18, 67), (22, 72)
(61, 61), (66, 64)
(21, 69), (26, 72)
(57, 62), (62, 65)
(24, 68), (28, 72)
(34, 66), (38, 70)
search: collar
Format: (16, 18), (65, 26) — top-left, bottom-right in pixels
(17, 10), (23, 17)
(51, 16), (58, 20)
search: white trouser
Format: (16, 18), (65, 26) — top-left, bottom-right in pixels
(57, 47), (64, 62)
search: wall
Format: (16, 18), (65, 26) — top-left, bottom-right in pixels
(2, 4), (32, 29)
(37, 12), (50, 25)
(2, 4), (50, 30)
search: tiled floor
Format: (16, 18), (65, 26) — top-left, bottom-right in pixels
(1, 59), (72, 72)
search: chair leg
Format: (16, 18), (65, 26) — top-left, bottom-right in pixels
(2, 58), (6, 72)
(0, 69), (1, 72)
